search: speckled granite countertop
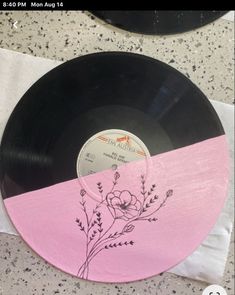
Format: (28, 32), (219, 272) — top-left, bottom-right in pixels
(0, 11), (234, 295)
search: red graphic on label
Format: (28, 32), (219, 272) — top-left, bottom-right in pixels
(97, 134), (146, 157)
(117, 135), (130, 145)
(97, 136), (108, 142)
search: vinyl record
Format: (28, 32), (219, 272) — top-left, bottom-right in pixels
(91, 10), (228, 35)
(0, 52), (229, 282)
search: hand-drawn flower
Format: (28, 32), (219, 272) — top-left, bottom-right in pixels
(77, 171), (173, 279)
(106, 190), (141, 221)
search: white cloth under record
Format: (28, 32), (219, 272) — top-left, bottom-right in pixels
(0, 48), (234, 283)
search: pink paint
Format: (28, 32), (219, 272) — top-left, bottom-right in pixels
(4, 135), (229, 282)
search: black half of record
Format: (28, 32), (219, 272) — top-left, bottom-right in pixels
(0, 52), (224, 199)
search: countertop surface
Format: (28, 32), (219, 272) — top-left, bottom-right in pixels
(0, 11), (234, 295)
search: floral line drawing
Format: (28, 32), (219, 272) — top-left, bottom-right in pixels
(76, 171), (173, 279)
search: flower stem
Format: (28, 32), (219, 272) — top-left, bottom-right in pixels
(90, 218), (116, 254)
(140, 194), (170, 219)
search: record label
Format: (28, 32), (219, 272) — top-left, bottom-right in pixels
(76, 129), (151, 201)
(76, 129), (150, 177)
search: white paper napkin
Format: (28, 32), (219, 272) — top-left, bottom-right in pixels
(0, 48), (234, 283)
(222, 11), (234, 22)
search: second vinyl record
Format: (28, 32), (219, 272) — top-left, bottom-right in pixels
(91, 11), (228, 35)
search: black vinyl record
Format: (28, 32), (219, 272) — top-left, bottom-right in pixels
(0, 52), (224, 199)
(1, 52), (229, 283)
(91, 10), (228, 35)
